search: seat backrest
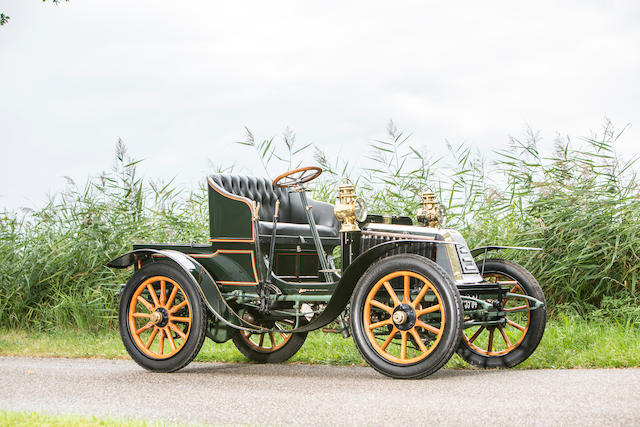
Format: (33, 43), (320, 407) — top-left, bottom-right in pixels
(209, 174), (292, 222)
(208, 174), (339, 231)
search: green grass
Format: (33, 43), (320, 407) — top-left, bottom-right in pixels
(0, 410), (196, 427)
(2, 316), (638, 369)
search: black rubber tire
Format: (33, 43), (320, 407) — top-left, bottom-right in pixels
(457, 259), (546, 368)
(232, 320), (308, 363)
(350, 254), (463, 379)
(119, 261), (207, 372)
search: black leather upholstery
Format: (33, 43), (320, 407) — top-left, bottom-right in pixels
(209, 174), (339, 238)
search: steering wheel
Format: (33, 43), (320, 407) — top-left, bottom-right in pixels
(272, 166), (323, 188)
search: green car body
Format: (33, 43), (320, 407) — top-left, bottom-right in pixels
(109, 171), (546, 378)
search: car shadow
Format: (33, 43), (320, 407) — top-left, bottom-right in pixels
(171, 361), (489, 381)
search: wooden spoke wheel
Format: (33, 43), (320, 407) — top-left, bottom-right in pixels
(351, 254), (463, 379)
(363, 271), (445, 364)
(119, 262), (206, 372)
(457, 259), (546, 369)
(128, 276), (192, 359)
(232, 318), (307, 363)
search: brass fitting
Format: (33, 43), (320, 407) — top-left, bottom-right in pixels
(416, 190), (441, 227)
(334, 181), (360, 232)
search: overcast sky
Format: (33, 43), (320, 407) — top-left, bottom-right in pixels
(1, 1), (639, 210)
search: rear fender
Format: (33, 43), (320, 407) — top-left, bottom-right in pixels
(108, 249), (247, 329)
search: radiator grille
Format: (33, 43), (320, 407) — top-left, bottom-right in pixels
(360, 234), (437, 261)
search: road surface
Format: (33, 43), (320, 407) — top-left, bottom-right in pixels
(1, 357), (638, 426)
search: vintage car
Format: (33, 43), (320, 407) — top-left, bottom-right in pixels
(108, 166), (546, 379)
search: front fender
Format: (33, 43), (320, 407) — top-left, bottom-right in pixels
(294, 239), (451, 333)
(108, 249), (249, 330)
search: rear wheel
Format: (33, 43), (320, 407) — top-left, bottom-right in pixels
(350, 254), (463, 379)
(232, 317), (307, 363)
(119, 262), (207, 372)
(457, 259), (546, 368)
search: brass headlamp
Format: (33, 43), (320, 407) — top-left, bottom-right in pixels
(334, 180), (367, 232)
(416, 190), (443, 228)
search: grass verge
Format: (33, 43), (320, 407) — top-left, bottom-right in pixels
(0, 409), (192, 427)
(1, 316), (638, 369)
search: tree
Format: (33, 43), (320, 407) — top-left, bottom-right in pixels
(1, 0), (68, 27)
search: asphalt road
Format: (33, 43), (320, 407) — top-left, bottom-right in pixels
(1, 357), (639, 426)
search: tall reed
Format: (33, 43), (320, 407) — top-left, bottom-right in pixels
(1, 122), (638, 330)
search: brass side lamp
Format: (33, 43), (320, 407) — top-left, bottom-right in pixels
(334, 180), (367, 232)
(416, 190), (443, 228)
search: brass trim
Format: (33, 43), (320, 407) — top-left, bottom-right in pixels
(334, 180), (360, 232)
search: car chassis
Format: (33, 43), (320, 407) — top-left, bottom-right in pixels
(109, 166), (546, 378)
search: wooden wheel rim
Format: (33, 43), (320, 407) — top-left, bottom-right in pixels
(462, 272), (531, 356)
(363, 271), (445, 365)
(128, 276), (192, 359)
(239, 323), (293, 353)
(272, 166), (322, 188)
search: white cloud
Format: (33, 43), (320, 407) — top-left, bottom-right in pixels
(0, 0), (638, 209)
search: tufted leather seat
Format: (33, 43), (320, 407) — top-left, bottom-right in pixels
(209, 174), (340, 238)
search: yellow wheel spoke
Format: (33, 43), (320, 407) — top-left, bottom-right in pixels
(145, 327), (159, 349)
(136, 296), (154, 312)
(400, 331), (408, 360)
(498, 325), (512, 348)
(160, 280), (166, 305)
(169, 300), (188, 314)
(411, 282), (432, 308)
(269, 332), (276, 348)
(132, 312), (151, 318)
(135, 322), (153, 335)
(369, 299), (394, 314)
(403, 275), (410, 303)
(146, 284), (160, 307)
(507, 319), (526, 331)
(158, 329), (165, 355)
(169, 322), (186, 339)
(416, 304), (441, 317)
(164, 327), (177, 351)
(380, 327), (397, 350)
(368, 318), (393, 330)
(468, 326), (485, 343)
(410, 328), (428, 353)
(504, 305), (528, 312)
(383, 281), (401, 306)
(415, 320), (441, 335)
(166, 285), (179, 309)
(169, 316), (191, 323)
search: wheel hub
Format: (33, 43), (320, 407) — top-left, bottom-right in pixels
(150, 307), (169, 327)
(392, 304), (416, 331)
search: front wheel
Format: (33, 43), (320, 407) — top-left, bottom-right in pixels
(457, 258), (546, 368)
(350, 254), (463, 379)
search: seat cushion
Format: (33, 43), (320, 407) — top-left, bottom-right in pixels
(258, 221), (339, 238)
